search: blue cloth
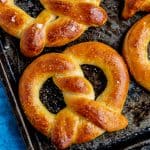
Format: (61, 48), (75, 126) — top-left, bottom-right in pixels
(0, 82), (25, 150)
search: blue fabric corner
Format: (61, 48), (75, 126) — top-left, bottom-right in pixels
(0, 82), (25, 150)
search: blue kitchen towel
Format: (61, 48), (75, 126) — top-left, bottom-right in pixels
(0, 82), (25, 150)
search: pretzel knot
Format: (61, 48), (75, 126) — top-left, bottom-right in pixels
(19, 42), (129, 149)
(0, 0), (107, 57)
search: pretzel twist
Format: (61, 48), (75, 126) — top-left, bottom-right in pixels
(123, 15), (150, 90)
(19, 42), (129, 149)
(122, 0), (150, 19)
(0, 0), (107, 57)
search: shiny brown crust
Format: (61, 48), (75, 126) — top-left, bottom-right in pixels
(122, 0), (150, 19)
(0, 3), (32, 37)
(0, 0), (107, 57)
(19, 42), (129, 149)
(123, 15), (150, 90)
(40, 0), (107, 26)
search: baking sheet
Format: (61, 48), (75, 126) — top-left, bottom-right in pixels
(0, 0), (150, 149)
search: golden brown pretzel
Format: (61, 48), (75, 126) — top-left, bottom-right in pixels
(19, 42), (129, 149)
(122, 0), (150, 19)
(0, 0), (107, 57)
(123, 15), (150, 90)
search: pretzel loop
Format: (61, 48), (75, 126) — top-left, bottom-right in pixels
(19, 42), (129, 149)
(40, 0), (107, 26)
(123, 15), (150, 90)
(0, 0), (107, 57)
(122, 0), (150, 19)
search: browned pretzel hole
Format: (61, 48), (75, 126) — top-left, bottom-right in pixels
(39, 65), (107, 114)
(14, 0), (44, 17)
(81, 65), (107, 98)
(40, 78), (66, 114)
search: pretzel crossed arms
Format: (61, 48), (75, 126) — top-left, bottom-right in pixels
(0, 0), (107, 57)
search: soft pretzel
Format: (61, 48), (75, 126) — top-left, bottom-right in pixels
(122, 0), (150, 19)
(0, 0), (107, 57)
(123, 15), (150, 90)
(19, 42), (129, 149)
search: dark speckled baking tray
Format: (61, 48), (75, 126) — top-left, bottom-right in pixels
(0, 0), (150, 149)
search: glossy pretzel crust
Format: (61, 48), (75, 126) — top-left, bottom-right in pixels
(19, 42), (129, 149)
(0, 0), (107, 57)
(123, 15), (150, 90)
(122, 0), (150, 19)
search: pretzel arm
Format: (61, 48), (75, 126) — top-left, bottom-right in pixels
(68, 98), (128, 132)
(20, 10), (55, 57)
(40, 0), (107, 26)
(45, 17), (86, 47)
(51, 108), (79, 149)
(0, 1), (33, 37)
